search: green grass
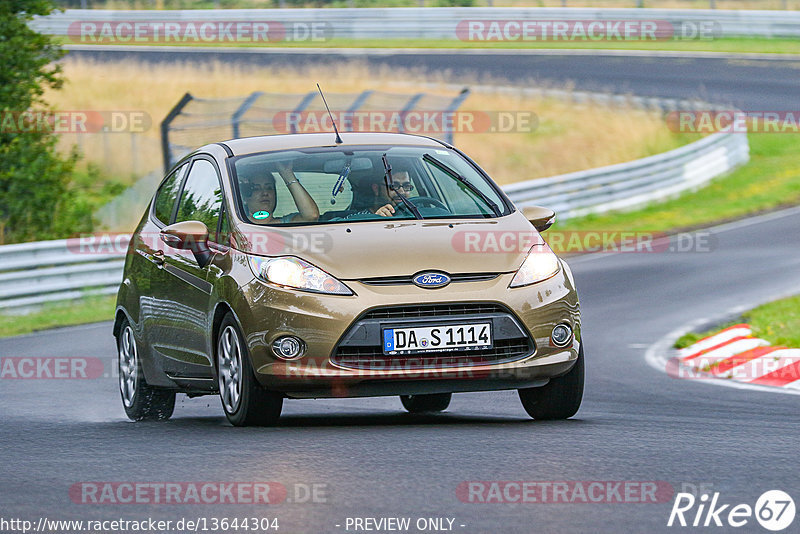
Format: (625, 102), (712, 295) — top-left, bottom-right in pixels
(555, 134), (800, 235)
(675, 294), (800, 349)
(0, 294), (116, 338)
(58, 36), (800, 55)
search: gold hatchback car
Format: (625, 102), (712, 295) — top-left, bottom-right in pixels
(115, 132), (583, 426)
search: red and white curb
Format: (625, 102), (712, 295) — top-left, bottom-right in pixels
(666, 324), (800, 390)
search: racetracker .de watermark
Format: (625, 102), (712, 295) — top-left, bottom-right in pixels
(0, 111), (151, 134)
(667, 110), (800, 133)
(69, 482), (328, 504)
(0, 357), (105, 380)
(68, 21), (332, 43)
(65, 231), (334, 256)
(451, 230), (715, 254)
(272, 110), (538, 134)
(666, 354), (800, 381)
(456, 481), (674, 503)
(455, 20), (719, 41)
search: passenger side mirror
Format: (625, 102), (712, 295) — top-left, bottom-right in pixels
(160, 221), (212, 268)
(521, 206), (556, 232)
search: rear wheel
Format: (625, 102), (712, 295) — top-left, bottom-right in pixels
(518, 344), (584, 420)
(400, 393), (452, 413)
(118, 320), (175, 421)
(217, 313), (283, 427)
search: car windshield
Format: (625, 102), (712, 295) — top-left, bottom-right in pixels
(230, 145), (508, 225)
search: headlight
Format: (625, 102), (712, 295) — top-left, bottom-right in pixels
(509, 244), (560, 288)
(248, 256), (353, 295)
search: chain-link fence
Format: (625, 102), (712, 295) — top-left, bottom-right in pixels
(161, 89), (470, 172)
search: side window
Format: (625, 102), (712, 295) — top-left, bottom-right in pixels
(216, 206), (231, 247)
(153, 164), (187, 224)
(175, 159), (223, 233)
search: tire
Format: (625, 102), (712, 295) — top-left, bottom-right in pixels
(216, 313), (283, 427)
(518, 343), (584, 420)
(117, 319), (176, 421)
(400, 393), (452, 413)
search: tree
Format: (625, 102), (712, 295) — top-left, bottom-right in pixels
(0, 0), (91, 243)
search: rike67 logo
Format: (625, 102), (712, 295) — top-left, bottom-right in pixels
(668, 490), (795, 531)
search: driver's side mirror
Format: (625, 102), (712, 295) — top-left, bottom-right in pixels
(521, 205), (556, 232)
(160, 221), (212, 268)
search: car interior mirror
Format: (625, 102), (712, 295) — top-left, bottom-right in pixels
(160, 220), (212, 268)
(521, 205), (556, 232)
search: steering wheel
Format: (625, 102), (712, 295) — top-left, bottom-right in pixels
(405, 196), (449, 211)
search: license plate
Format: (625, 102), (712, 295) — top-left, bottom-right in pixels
(382, 323), (492, 355)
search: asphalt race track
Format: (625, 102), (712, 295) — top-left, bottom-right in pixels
(2, 49), (800, 533)
(65, 47), (800, 110)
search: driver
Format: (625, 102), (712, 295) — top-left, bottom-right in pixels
(242, 161), (319, 224)
(368, 170), (414, 218)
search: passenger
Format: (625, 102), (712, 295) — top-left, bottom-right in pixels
(242, 161), (319, 224)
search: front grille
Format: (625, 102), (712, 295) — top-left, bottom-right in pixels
(361, 303), (508, 320)
(333, 338), (533, 370)
(360, 273), (499, 286)
(331, 303), (534, 370)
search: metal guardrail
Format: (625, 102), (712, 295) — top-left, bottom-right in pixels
(31, 8), (800, 39)
(0, 239), (124, 311)
(505, 131), (749, 218)
(0, 129), (749, 311)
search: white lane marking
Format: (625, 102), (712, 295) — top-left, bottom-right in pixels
(678, 327), (752, 358)
(61, 44), (800, 61)
(783, 378), (800, 391)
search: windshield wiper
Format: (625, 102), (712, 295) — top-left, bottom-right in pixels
(382, 153), (422, 220)
(422, 153), (501, 217)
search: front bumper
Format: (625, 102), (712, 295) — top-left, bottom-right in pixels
(237, 262), (580, 398)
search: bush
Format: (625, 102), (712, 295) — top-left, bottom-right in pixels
(0, 0), (93, 244)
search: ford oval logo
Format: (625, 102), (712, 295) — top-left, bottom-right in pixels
(413, 272), (451, 289)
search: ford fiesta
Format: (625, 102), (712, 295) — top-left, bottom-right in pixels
(114, 132), (583, 426)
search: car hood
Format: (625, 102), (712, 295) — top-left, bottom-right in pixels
(234, 212), (545, 280)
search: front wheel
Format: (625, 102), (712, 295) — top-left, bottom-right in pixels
(217, 313), (283, 427)
(118, 320), (175, 421)
(518, 344), (584, 420)
(400, 393), (452, 413)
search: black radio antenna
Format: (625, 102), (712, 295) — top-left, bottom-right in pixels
(316, 83), (343, 144)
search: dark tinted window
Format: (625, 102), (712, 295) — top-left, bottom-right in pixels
(231, 146), (507, 225)
(153, 164), (187, 224)
(175, 159), (223, 232)
(216, 207), (231, 246)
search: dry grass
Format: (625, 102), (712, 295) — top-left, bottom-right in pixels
(48, 58), (691, 189)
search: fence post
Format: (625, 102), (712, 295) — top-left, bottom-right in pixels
(290, 92), (319, 134)
(160, 92), (193, 173)
(398, 93), (425, 134)
(231, 91), (264, 139)
(131, 132), (138, 177)
(444, 88), (470, 145)
(344, 90), (374, 132)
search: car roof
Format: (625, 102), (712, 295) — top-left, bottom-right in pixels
(213, 132), (447, 157)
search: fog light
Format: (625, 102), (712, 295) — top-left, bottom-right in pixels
(551, 323), (572, 347)
(272, 336), (304, 360)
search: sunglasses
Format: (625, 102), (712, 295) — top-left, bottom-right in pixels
(243, 183), (276, 195)
(389, 182), (414, 192)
